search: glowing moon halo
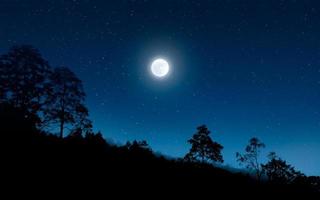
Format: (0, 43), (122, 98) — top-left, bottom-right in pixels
(150, 58), (170, 78)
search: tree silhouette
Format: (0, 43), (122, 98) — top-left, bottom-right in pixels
(85, 131), (107, 147)
(123, 140), (154, 160)
(236, 137), (265, 179)
(184, 125), (223, 164)
(0, 45), (51, 117)
(45, 67), (90, 138)
(262, 152), (304, 184)
(1, 45), (319, 195)
(125, 140), (152, 153)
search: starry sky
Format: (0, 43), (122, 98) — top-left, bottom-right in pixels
(1, 0), (319, 175)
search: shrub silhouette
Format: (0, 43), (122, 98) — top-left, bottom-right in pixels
(262, 152), (304, 184)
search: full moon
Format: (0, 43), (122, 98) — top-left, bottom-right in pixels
(150, 58), (170, 78)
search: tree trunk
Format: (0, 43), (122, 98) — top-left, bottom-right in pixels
(59, 84), (66, 138)
(59, 117), (64, 138)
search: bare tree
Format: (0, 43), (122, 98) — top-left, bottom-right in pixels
(236, 137), (265, 179)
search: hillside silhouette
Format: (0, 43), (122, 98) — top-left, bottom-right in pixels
(1, 46), (319, 196)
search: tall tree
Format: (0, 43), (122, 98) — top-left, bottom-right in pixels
(45, 67), (90, 138)
(236, 137), (265, 180)
(184, 125), (223, 164)
(262, 152), (304, 184)
(0, 45), (51, 115)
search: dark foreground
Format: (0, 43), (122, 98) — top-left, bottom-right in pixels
(1, 106), (319, 198)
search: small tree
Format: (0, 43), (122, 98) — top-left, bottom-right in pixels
(236, 137), (265, 179)
(125, 140), (151, 151)
(125, 140), (153, 158)
(262, 152), (304, 184)
(45, 67), (90, 138)
(184, 125), (223, 164)
(85, 131), (106, 147)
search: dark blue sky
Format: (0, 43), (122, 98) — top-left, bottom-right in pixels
(1, 0), (319, 175)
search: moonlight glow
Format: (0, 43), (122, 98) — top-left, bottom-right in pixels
(150, 58), (170, 78)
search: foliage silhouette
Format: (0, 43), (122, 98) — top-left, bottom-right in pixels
(262, 152), (304, 184)
(184, 125), (223, 164)
(0, 46), (91, 138)
(0, 45), (51, 118)
(45, 67), (91, 138)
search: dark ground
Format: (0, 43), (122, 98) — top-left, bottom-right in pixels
(1, 104), (319, 198)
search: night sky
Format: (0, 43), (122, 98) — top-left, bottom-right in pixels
(1, 0), (319, 175)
